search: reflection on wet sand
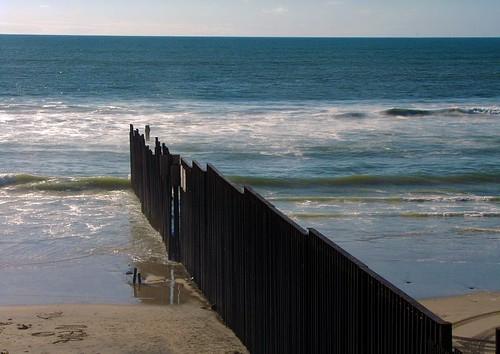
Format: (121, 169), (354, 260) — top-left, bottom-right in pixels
(127, 210), (201, 305)
(129, 261), (198, 305)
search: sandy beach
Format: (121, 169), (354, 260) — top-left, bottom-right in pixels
(423, 291), (500, 353)
(0, 302), (247, 354)
(3, 290), (500, 353)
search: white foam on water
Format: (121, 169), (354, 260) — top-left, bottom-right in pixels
(0, 189), (167, 268)
(2, 99), (497, 158)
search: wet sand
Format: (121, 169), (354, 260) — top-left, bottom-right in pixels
(422, 291), (500, 353)
(0, 261), (247, 353)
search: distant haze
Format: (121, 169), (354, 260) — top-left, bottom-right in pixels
(1, 0), (500, 37)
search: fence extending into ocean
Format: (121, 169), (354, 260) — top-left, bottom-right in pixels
(129, 124), (459, 354)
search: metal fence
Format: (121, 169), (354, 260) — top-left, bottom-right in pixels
(130, 125), (458, 354)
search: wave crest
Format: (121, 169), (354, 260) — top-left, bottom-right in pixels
(290, 211), (500, 219)
(269, 195), (500, 203)
(0, 174), (48, 187)
(383, 107), (500, 117)
(1, 174), (130, 192)
(229, 173), (500, 188)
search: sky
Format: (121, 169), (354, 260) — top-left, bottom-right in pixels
(1, 0), (500, 37)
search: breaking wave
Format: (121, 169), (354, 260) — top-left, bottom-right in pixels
(382, 107), (500, 117)
(458, 227), (500, 234)
(0, 174), (130, 191)
(0, 174), (48, 187)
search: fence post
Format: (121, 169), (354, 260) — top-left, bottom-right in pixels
(441, 322), (453, 353)
(496, 327), (500, 354)
(169, 154), (181, 262)
(129, 124), (134, 190)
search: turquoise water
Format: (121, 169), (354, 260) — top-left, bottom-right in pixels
(0, 35), (499, 300)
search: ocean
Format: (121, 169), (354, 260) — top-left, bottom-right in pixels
(0, 35), (499, 302)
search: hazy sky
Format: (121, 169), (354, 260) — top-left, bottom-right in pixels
(1, 0), (500, 37)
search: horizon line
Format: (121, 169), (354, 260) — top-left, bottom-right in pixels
(1, 33), (500, 39)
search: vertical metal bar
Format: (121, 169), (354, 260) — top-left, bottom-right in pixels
(496, 327), (500, 354)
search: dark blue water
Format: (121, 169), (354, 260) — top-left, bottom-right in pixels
(1, 35), (500, 101)
(1, 35), (499, 300)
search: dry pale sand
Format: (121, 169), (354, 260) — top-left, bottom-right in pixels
(422, 291), (500, 353)
(0, 303), (248, 354)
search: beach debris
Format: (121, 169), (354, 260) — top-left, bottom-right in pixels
(36, 311), (63, 320)
(16, 323), (32, 330)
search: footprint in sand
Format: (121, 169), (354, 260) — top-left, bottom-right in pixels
(32, 331), (55, 337)
(36, 311), (63, 320)
(52, 325), (88, 344)
(16, 324), (32, 330)
(55, 324), (87, 330)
